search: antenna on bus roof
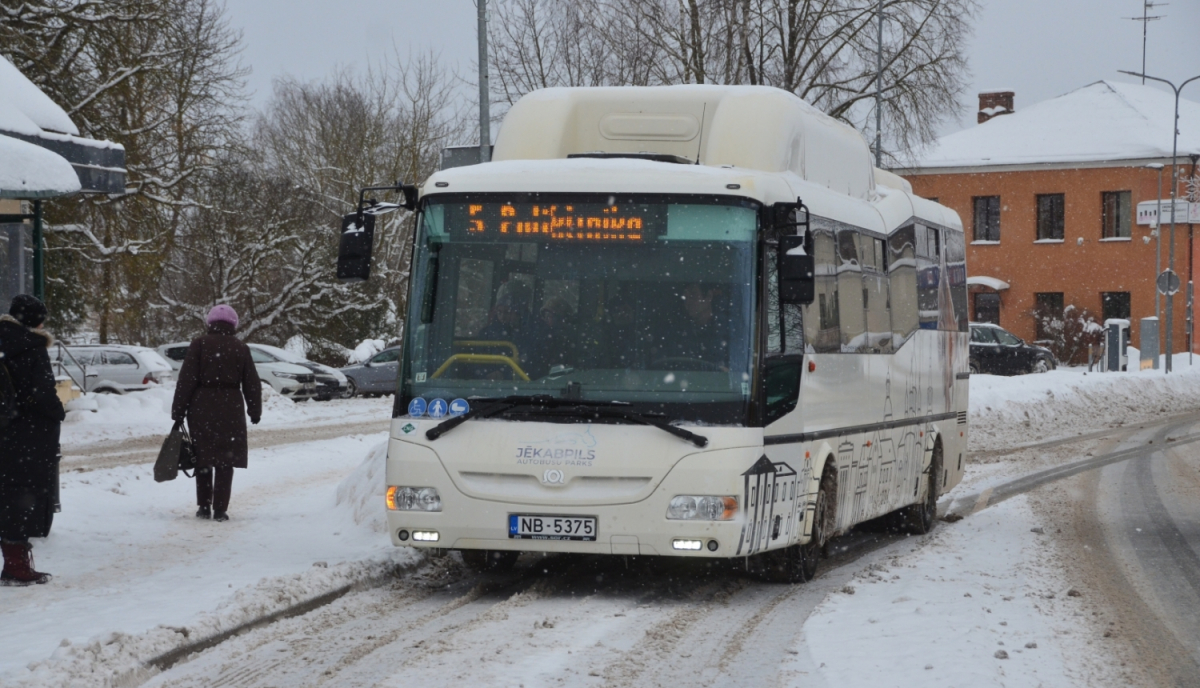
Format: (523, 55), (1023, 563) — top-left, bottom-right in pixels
(694, 103), (706, 165)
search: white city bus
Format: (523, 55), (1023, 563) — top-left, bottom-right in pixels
(342, 85), (968, 582)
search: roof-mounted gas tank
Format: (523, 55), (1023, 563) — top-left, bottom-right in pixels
(491, 85), (876, 200)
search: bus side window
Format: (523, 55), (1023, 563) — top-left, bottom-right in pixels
(836, 227), (865, 352)
(915, 224), (940, 330)
(888, 225), (918, 347)
(945, 229), (969, 331)
(865, 272), (891, 353)
(803, 224), (840, 353)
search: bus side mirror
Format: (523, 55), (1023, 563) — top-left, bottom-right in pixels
(337, 212), (375, 283)
(779, 234), (814, 305)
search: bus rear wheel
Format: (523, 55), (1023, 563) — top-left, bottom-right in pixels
(460, 549), (519, 573)
(901, 440), (942, 535)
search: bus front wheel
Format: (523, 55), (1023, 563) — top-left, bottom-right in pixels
(751, 470), (831, 584)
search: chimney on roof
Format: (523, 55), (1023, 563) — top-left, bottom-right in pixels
(978, 91), (1015, 124)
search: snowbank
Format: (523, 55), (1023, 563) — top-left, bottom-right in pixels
(0, 433), (410, 685)
(13, 554), (417, 688)
(335, 440), (389, 533)
(60, 386), (391, 447)
(968, 358), (1200, 451)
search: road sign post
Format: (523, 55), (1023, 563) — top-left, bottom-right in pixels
(1157, 269), (1181, 296)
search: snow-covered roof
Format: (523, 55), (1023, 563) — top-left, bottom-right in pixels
(907, 81), (1200, 171)
(0, 56), (125, 197)
(0, 133), (82, 199)
(966, 276), (1010, 291)
(0, 55), (79, 136)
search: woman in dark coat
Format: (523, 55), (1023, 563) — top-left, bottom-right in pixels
(0, 295), (65, 586)
(171, 305), (262, 521)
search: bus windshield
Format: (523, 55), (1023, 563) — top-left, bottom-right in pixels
(400, 194), (759, 425)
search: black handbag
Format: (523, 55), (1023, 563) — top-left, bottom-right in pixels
(154, 420), (196, 482)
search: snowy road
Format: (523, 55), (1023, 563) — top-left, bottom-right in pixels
(1032, 415), (1200, 687)
(138, 526), (913, 687)
(10, 369), (1200, 686)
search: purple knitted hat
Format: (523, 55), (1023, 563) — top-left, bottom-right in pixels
(206, 304), (238, 328)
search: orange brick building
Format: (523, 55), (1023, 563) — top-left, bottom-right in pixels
(900, 82), (1200, 359)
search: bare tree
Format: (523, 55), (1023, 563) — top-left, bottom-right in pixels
(488, 0), (977, 160)
(2, 0), (247, 342)
(160, 53), (466, 361)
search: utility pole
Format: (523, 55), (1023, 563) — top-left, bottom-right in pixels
(1121, 70), (1200, 373)
(1126, 2), (1165, 85)
(478, 0), (491, 164)
(874, 0), (883, 168)
(1146, 163), (1164, 328)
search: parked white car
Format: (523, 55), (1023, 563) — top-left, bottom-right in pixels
(57, 345), (174, 394)
(156, 342), (318, 401)
(246, 344), (347, 401)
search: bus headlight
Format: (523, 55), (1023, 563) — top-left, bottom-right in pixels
(386, 486), (442, 512)
(666, 495), (738, 521)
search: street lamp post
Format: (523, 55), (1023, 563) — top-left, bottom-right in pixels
(1120, 70), (1200, 373)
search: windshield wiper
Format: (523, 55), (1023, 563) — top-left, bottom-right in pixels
(424, 395), (630, 441)
(424, 394), (708, 448)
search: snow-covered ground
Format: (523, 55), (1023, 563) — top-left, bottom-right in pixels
(61, 386), (393, 447)
(3, 361), (1200, 686)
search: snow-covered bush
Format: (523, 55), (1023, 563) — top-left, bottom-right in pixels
(1030, 303), (1103, 364)
(346, 338), (386, 365)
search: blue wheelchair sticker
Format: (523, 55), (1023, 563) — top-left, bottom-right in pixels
(448, 398), (469, 417)
(407, 397), (427, 417)
(427, 398), (448, 419)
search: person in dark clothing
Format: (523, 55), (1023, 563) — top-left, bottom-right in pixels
(171, 304), (262, 522)
(0, 295), (65, 586)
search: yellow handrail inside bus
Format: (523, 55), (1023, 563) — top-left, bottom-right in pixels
(453, 339), (520, 359)
(430, 354), (530, 381)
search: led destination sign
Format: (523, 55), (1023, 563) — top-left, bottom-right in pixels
(445, 202), (665, 242)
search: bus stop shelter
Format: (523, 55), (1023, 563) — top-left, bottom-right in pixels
(0, 55), (125, 303)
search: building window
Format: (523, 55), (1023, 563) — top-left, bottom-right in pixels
(1102, 292), (1131, 322)
(1101, 191), (1131, 238)
(1033, 292), (1064, 340)
(974, 292), (1000, 324)
(1036, 194), (1064, 240)
(973, 196), (1001, 242)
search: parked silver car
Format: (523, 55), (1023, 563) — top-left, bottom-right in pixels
(339, 347), (400, 397)
(157, 342), (318, 400)
(246, 344), (347, 401)
(58, 345), (174, 394)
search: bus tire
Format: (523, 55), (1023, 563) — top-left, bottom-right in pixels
(901, 439), (942, 535)
(752, 467), (832, 584)
(801, 469), (834, 580)
(460, 549), (519, 573)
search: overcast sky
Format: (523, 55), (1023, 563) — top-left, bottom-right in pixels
(224, 0), (1200, 138)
